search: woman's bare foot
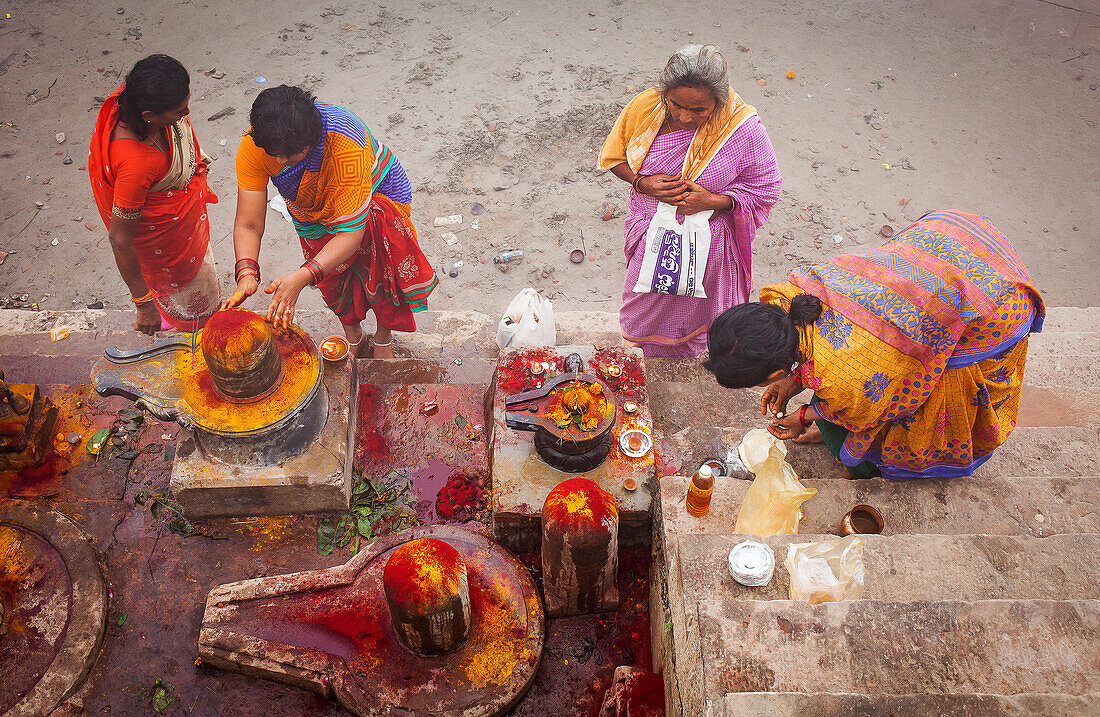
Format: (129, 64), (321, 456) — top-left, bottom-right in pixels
(793, 423), (824, 444)
(371, 339), (394, 359)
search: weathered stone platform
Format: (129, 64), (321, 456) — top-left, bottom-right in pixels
(170, 358), (356, 518)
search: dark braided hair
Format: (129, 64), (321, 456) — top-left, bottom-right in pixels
(702, 294), (823, 388)
(248, 85), (323, 158)
(116, 54), (189, 140)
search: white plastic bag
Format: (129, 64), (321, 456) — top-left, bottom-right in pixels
(498, 288), (556, 348)
(734, 429), (816, 537)
(631, 202), (713, 297)
(785, 535), (865, 604)
(268, 194), (294, 224)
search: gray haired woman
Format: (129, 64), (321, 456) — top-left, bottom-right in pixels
(598, 44), (782, 357)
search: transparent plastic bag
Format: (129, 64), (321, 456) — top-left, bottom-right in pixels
(734, 429), (816, 537)
(785, 535), (865, 604)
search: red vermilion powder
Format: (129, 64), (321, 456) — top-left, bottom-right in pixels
(383, 538), (467, 614)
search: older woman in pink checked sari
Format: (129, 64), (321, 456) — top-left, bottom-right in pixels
(599, 44), (782, 357)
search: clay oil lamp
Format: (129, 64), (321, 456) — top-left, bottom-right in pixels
(622, 400), (638, 415)
(320, 335), (349, 362)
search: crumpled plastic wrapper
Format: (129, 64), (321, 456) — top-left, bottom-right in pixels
(733, 429), (816, 536)
(784, 534), (865, 604)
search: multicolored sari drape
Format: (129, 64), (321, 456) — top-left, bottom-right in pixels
(89, 86), (218, 299)
(299, 194), (437, 332)
(762, 211), (1044, 479)
(269, 103), (406, 239)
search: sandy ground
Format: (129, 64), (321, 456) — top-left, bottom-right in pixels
(0, 0), (1097, 338)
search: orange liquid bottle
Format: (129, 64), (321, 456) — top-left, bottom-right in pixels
(686, 464), (714, 517)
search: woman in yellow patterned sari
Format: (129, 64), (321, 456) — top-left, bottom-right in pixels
(703, 211), (1044, 479)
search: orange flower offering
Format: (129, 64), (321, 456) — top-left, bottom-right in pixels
(546, 381), (613, 432)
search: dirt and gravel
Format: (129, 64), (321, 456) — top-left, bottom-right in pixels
(1, 0), (1097, 335)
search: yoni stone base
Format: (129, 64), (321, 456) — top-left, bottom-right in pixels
(169, 360), (355, 518)
(491, 346), (655, 553)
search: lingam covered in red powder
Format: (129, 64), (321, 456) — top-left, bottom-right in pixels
(383, 538), (472, 655)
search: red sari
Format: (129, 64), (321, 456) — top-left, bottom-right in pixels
(89, 86), (219, 327)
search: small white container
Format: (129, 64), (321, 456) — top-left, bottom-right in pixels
(728, 539), (775, 587)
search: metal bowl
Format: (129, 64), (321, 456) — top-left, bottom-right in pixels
(618, 428), (652, 458)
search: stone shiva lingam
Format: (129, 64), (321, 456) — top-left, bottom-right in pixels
(198, 525), (544, 716)
(505, 352), (617, 473)
(491, 345), (655, 552)
(91, 308), (355, 517)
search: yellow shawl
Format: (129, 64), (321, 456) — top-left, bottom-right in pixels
(598, 87), (757, 180)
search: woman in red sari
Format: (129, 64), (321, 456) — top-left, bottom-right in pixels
(89, 54), (220, 334)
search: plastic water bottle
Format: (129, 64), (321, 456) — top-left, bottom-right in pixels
(494, 250), (524, 264)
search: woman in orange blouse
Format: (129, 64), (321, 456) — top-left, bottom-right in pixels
(89, 54), (220, 334)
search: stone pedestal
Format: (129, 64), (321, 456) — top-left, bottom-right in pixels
(0, 500), (106, 716)
(542, 477), (619, 616)
(169, 359), (355, 518)
(383, 538), (472, 655)
(491, 346), (655, 552)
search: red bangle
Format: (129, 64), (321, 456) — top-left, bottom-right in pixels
(631, 174), (648, 194)
(301, 259), (324, 285)
(798, 404), (811, 429)
(234, 258), (260, 283)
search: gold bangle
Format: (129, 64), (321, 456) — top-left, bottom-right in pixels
(131, 290), (155, 305)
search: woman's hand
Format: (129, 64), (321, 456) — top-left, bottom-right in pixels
(675, 180), (733, 215)
(767, 413), (807, 441)
(761, 373), (804, 418)
(220, 275), (259, 311)
(135, 302), (161, 336)
(264, 269), (311, 329)
(640, 173), (689, 203)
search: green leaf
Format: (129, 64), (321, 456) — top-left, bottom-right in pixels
(86, 427), (111, 455)
(356, 515), (374, 537)
(351, 535), (360, 554)
(354, 505), (374, 518)
(117, 612), (127, 627)
(454, 414), (467, 429)
(317, 518), (336, 555)
(166, 517), (194, 536)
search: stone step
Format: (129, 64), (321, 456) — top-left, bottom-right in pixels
(694, 599), (1100, 699)
(659, 474), (1100, 539)
(673, 533), (1100, 603)
(659, 424), (1100, 482)
(720, 691), (1100, 717)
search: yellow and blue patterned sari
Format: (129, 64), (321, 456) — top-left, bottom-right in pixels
(762, 211), (1044, 479)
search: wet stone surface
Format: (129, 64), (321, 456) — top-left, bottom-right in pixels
(0, 383), (657, 715)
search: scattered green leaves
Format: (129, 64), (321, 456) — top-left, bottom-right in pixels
(117, 612), (127, 627)
(136, 487), (196, 536)
(151, 677), (176, 713)
(317, 469), (421, 555)
(86, 427), (111, 457)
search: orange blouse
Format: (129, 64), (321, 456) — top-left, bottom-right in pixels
(235, 132), (285, 192)
(107, 136), (170, 217)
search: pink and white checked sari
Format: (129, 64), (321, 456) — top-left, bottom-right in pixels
(619, 117), (782, 357)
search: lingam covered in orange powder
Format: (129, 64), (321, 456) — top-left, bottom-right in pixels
(543, 477), (618, 532)
(383, 538), (468, 614)
(200, 308), (273, 372)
